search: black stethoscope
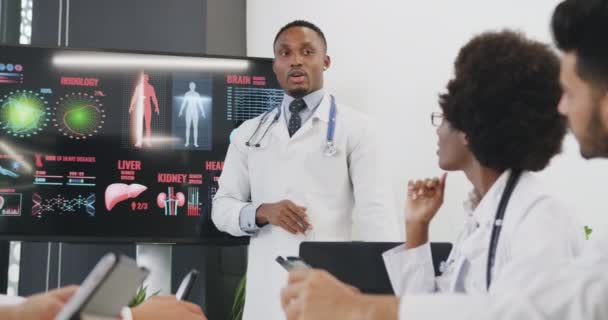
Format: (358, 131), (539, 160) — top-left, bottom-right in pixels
(245, 95), (338, 156)
(486, 169), (522, 289)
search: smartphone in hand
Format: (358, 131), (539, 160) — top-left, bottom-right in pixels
(276, 256), (311, 271)
(176, 269), (199, 301)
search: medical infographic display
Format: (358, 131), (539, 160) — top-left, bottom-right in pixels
(0, 45), (282, 242)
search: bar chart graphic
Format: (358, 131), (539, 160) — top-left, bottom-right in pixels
(226, 87), (283, 121)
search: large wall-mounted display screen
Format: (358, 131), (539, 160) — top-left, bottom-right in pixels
(0, 45), (281, 242)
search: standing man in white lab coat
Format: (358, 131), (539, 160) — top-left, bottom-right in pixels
(279, 1), (608, 319)
(212, 20), (398, 320)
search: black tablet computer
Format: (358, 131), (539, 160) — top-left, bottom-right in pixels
(299, 241), (452, 294)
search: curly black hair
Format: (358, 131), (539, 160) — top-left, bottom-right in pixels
(274, 20), (327, 52)
(439, 30), (566, 172)
(552, 0), (608, 88)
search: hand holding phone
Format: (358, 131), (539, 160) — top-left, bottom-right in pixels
(55, 253), (149, 320)
(276, 256), (311, 271)
(175, 269), (199, 301)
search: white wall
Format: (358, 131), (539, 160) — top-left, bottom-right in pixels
(247, 0), (608, 242)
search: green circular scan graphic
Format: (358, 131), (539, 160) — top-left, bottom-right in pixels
(53, 93), (105, 139)
(0, 90), (49, 138)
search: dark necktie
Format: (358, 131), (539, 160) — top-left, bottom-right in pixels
(288, 99), (307, 137)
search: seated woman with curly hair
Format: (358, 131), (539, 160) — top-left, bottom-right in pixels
(383, 30), (584, 296)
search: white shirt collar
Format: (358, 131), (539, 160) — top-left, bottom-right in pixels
(470, 170), (513, 225)
(281, 89), (326, 114)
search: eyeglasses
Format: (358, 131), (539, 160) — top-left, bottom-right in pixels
(431, 112), (444, 127)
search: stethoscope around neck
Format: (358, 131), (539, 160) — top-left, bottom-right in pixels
(438, 170), (522, 291)
(486, 169), (522, 290)
(244, 95), (338, 157)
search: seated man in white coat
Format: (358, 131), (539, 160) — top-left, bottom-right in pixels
(382, 30), (583, 296)
(212, 20), (399, 320)
(279, 0), (608, 319)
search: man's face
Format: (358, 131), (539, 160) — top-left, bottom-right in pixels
(273, 26), (330, 98)
(558, 52), (608, 158)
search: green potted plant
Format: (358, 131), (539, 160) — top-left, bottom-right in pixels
(231, 274), (246, 320)
(585, 225), (593, 240)
(128, 286), (160, 308)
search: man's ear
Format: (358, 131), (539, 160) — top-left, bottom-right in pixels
(323, 55), (331, 71)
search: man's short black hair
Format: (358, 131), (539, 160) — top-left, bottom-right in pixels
(552, 0), (608, 88)
(439, 30), (566, 172)
(273, 20), (327, 52)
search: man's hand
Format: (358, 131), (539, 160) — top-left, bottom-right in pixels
(131, 296), (206, 320)
(256, 200), (311, 234)
(281, 269), (360, 320)
(6, 285), (78, 320)
(281, 269), (398, 320)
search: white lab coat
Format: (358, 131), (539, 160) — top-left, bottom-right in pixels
(212, 92), (399, 320)
(384, 170), (583, 296)
(398, 235), (608, 320)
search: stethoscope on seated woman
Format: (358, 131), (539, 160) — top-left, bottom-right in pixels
(244, 94), (338, 157)
(438, 169), (522, 290)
